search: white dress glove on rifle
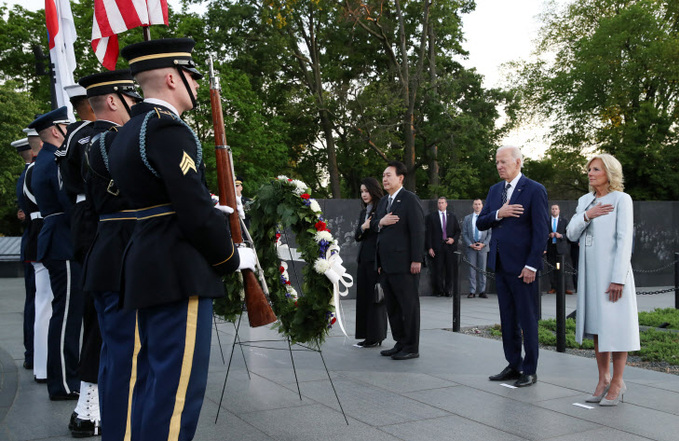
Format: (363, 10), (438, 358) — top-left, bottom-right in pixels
(237, 247), (257, 272)
(211, 194), (235, 215)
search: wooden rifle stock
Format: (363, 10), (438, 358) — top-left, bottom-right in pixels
(209, 59), (276, 327)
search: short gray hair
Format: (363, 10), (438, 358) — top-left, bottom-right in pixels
(497, 145), (523, 168)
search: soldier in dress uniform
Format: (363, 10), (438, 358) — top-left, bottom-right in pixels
(28, 106), (83, 400)
(21, 129), (51, 384)
(62, 70), (142, 438)
(107, 38), (253, 441)
(12, 136), (36, 371)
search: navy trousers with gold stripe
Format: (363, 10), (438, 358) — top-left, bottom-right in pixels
(132, 296), (213, 441)
(93, 290), (140, 441)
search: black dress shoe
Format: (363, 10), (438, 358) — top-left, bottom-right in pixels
(356, 340), (366, 347)
(50, 391), (79, 401)
(69, 411), (101, 437)
(362, 341), (382, 348)
(391, 351), (419, 360)
(467, 293), (476, 298)
(34, 376), (47, 384)
(514, 373), (537, 387)
(489, 366), (522, 381)
(380, 346), (401, 357)
(478, 292), (488, 298)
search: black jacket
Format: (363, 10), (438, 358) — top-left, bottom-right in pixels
(108, 102), (239, 309)
(371, 189), (425, 274)
(425, 209), (461, 251)
(354, 206), (378, 264)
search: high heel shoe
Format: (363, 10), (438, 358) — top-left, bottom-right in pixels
(600, 382), (626, 406)
(356, 340), (366, 347)
(585, 383), (611, 403)
(362, 341), (382, 348)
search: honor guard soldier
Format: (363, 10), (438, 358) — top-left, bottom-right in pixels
(28, 106), (83, 400)
(63, 70), (143, 438)
(108, 38), (254, 441)
(12, 136), (36, 371)
(21, 129), (50, 384)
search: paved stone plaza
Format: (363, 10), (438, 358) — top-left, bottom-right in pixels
(1, 277), (678, 440)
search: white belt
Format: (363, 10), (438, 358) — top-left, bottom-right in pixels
(76, 194), (86, 203)
(43, 212), (64, 219)
(30, 212), (43, 220)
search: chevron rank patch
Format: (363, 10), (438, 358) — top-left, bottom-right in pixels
(180, 151), (197, 175)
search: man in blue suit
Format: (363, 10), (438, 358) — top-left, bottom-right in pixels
(477, 146), (549, 387)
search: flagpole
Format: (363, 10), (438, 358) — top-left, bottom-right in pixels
(143, 26), (151, 41)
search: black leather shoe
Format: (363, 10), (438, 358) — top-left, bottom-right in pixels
(391, 351), (419, 360)
(478, 292), (488, 299)
(362, 341), (382, 348)
(467, 293), (476, 298)
(489, 366), (522, 381)
(34, 376), (47, 384)
(514, 373), (537, 387)
(356, 340), (366, 347)
(69, 412), (101, 437)
(380, 346), (401, 357)
(50, 391), (79, 401)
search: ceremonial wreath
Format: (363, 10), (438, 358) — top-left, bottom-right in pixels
(214, 176), (352, 347)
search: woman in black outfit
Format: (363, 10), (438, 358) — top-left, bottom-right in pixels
(354, 177), (387, 347)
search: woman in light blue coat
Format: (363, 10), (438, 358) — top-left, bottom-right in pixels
(566, 153), (639, 406)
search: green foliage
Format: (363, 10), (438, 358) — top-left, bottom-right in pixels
(0, 82), (42, 235)
(638, 308), (679, 330)
(633, 328), (679, 365)
(537, 318), (595, 349)
(516, 0), (679, 200)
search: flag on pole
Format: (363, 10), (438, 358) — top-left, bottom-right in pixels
(45, 0), (78, 120)
(91, 0), (169, 70)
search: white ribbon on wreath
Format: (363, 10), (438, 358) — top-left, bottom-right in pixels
(320, 243), (353, 337)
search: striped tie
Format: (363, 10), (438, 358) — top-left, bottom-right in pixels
(501, 183), (511, 205)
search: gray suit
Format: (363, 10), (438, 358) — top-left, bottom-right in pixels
(461, 213), (491, 294)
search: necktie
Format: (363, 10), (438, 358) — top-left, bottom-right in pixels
(473, 215), (479, 242)
(552, 218), (557, 244)
(387, 196), (393, 211)
(441, 212), (447, 241)
(501, 183), (511, 205)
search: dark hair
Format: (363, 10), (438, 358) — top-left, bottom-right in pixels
(387, 160), (407, 177)
(437, 196), (447, 201)
(360, 177), (384, 211)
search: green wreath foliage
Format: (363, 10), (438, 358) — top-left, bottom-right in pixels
(214, 177), (336, 347)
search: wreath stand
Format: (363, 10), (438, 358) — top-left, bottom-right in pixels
(214, 238), (349, 425)
(214, 311), (349, 425)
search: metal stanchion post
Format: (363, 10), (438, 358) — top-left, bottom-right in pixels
(675, 252), (678, 310)
(556, 255), (566, 352)
(453, 251), (461, 332)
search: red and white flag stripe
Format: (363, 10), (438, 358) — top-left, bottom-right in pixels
(91, 0), (168, 70)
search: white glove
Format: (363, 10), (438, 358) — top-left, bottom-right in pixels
(215, 204), (234, 215)
(237, 247), (256, 272)
(236, 196), (245, 220)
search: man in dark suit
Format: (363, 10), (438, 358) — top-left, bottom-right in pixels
(371, 160), (425, 360)
(545, 204), (571, 294)
(425, 197), (461, 297)
(477, 146), (549, 387)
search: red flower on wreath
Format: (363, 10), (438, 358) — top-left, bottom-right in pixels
(315, 220), (328, 231)
(279, 266), (285, 273)
(330, 317), (337, 325)
(285, 280), (291, 285)
(288, 178), (293, 182)
(301, 193), (310, 200)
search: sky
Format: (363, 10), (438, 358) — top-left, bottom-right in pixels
(4, 0), (560, 157)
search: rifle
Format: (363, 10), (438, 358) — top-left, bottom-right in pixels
(208, 57), (277, 327)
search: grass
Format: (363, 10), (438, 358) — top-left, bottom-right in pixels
(487, 308), (679, 366)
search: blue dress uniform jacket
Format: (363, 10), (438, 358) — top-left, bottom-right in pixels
(21, 163), (42, 262)
(32, 142), (74, 261)
(108, 102), (239, 310)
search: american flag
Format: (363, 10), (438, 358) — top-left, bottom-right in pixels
(45, 0), (77, 120)
(91, 0), (169, 70)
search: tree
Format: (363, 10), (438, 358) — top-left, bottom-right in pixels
(515, 0), (679, 200)
(0, 82), (42, 235)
